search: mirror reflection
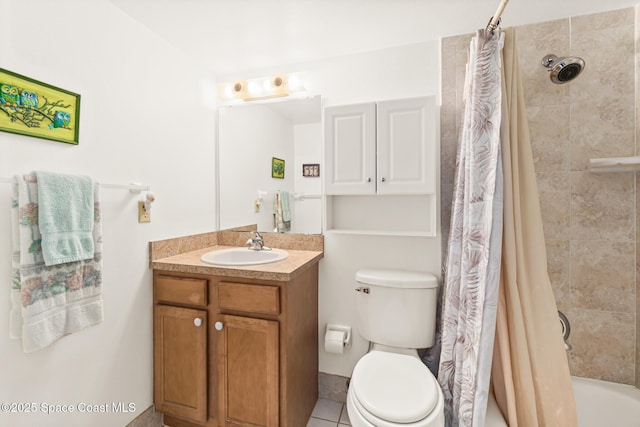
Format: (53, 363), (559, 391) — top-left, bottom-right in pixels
(218, 95), (322, 234)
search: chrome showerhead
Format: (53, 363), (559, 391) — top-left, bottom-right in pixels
(541, 54), (585, 84)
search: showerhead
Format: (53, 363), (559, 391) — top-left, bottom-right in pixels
(541, 54), (585, 84)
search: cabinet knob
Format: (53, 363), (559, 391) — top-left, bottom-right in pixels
(194, 318), (203, 327)
(367, 177), (372, 183)
(381, 177), (386, 182)
(215, 321), (224, 331)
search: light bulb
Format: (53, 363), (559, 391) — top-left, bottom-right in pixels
(262, 78), (272, 91)
(224, 84), (234, 99)
(248, 80), (263, 96)
(287, 74), (303, 91)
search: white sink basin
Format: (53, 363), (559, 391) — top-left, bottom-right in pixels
(200, 247), (289, 266)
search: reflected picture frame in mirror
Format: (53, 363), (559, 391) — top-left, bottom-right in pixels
(272, 157), (285, 179)
(303, 163), (320, 177)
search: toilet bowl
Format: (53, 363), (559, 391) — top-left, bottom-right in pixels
(347, 350), (444, 427)
(347, 269), (444, 427)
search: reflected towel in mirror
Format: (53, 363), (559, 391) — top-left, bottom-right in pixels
(273, 190), (291, 232)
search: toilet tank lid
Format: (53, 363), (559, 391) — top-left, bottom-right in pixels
(356, 269), (438, 289)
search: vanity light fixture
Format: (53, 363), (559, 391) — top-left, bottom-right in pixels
(218, 73), (307, 103)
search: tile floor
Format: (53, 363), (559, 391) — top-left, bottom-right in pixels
(307, 398), (351, 426)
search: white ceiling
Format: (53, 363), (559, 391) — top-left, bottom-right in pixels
(108, 0), (638, 77)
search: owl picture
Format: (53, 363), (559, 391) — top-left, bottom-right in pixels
(49, 111), (71, 129)
(20, 90), (38, 109)
(0, 83), (20, 107)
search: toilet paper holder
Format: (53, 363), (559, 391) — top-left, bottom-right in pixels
(326, 324), (352, 347)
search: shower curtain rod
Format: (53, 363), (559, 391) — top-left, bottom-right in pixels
(487, 0), (509, 32)
(0, 176), (149, 193)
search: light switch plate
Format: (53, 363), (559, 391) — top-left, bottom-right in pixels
(138, 201), (151, 223)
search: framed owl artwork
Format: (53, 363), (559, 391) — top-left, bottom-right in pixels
(0, 68), (81, 145)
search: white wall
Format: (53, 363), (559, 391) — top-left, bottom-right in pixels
(221, 41), (441, 377)
(316, 43), (442, 377)
(292, 123), (322, 234)
(0, 1), (216, 426)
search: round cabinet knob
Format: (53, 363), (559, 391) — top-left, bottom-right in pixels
(381, 177), (386, 182)
(215, 321), (224, 331)
(194, 318), (203, 327)
(367, 177), (372, 183)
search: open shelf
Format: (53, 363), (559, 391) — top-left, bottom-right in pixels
(588, 156), (640, 173)
(324, 194), (437, 237)
(324, 229), (435, 237)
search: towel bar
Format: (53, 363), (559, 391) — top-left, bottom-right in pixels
(0, 176), (149, 193)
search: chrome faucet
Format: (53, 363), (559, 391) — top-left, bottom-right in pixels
(246, 231), (270, 251)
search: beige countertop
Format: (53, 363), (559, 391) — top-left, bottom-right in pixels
(149, 229), (324, 281)
(151, 245), (323, 281)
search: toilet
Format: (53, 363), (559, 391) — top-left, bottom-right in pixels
(347, 268), (444, 427)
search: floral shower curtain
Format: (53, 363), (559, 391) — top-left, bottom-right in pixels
(438, 29), (504, 427)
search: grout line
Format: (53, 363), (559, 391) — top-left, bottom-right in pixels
(308, 401), (347, 426)
(309, 415), (340, 426)
(338, 404), (344, 422)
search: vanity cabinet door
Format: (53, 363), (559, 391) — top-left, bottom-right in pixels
(217, 314), (279, 427)
(154, 305), (208, 423)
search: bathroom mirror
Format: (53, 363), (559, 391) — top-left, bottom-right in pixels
(217, 95), (323, 234)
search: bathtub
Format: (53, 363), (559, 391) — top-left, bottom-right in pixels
(573, 376), (640, 427)
(486, 376), (640, 427)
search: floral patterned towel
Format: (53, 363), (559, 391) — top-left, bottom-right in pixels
(10, 174), (103, 353)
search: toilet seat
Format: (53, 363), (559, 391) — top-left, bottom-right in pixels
(349, 351), (444, 427)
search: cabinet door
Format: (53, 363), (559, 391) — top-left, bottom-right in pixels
(154, 305), (207, 423)
(324, 102), (376, 195)
(217, 314), (279, 427)
(377, 97), (436, 194)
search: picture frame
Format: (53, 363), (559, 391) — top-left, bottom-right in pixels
(303, 163), (320, 177)
(0, 68), (81, 145)
(272, 157), (285, 179)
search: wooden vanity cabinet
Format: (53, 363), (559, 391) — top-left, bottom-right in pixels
(154, 276), (209, 424)
(218, 314), (279, 426)
(153, 263), (319, 427)
(154, 305), (208, 423)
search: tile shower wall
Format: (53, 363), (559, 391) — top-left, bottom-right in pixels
(440, 7), (639, 386)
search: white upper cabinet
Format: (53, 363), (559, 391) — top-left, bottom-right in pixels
(324, 102), (376, 195)
(376, 97), (436, 194)
(324, 96), (436, 195)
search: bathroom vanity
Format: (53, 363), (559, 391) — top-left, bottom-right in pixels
(149, 231), (323, 427)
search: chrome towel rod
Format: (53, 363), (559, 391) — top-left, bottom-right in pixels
(0, 177), (149, 194)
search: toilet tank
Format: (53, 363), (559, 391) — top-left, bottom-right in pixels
(355, 269), (439, 349)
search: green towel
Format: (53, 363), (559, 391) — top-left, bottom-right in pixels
(280, 190), (291, 222)
(35, 171), (95, 266)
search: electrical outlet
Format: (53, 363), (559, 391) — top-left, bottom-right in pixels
(138, 201), (151, 223)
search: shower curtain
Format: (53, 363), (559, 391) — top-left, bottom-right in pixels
(490, 27), (578, 427)
(438, 28), (504, 427)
